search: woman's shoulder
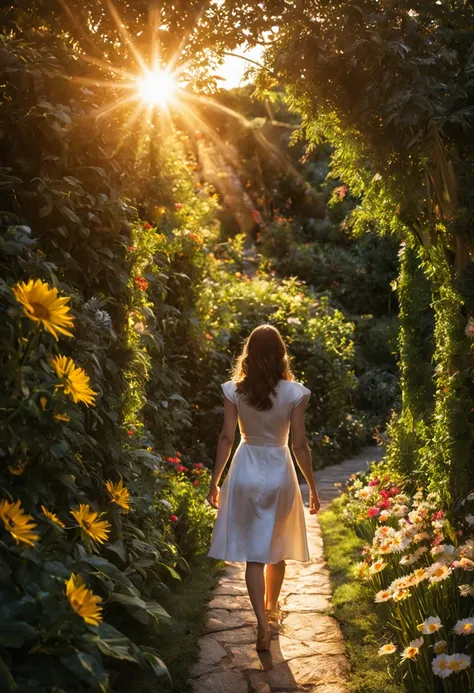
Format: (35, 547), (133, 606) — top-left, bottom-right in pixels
(221, 380), (238, 403)
(280, 379), (310, 393)
(280, 379), (311, 406)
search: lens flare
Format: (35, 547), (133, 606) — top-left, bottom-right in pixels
(137, 69), (176, 106)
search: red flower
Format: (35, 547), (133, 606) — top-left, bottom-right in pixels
(193, 479), (199, 487)
(205, 333), (213, 340)
(432, 510), (444, 520)
(143, 222), (152, 229)
(167, 456), (175, 463)
(169, 514), (178, 523)
(390, 487), (400, 496)
(368, 478), (380, 487)
(377, 499), (390, 510)
(175, 203), (183, 210)
(195, 463), (202, 468)
(177, 452), (182, 458)
(367, 507), (379, 518)
(134, 276), (149, 291)
(128, 245), (137, 252)
(127, 430), (134, 436)
(176, 465), (185, 472)
(335, 185), (348, 199)
(183, 467), (189, 472)
(380, 490), (391, 500)
(189, 232), (203, 245)
(251, 209), (262, 224)
(331, 280), (340, 288)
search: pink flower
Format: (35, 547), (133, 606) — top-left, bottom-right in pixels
(335, 185), (348, 199)
(458, 530), (464, 536)
(390, 487), (400, 496)
(368, 507), (379, 518)
(380, 490), (391, 500)
(183, 467), (189, 472)
(368, 478), (380, 487)
(432, 510), (444, 520)
(169, 514), (178, 523)
(176, 465), (185, 472)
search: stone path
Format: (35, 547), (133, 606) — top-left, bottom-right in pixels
(189, 445), (384, 693)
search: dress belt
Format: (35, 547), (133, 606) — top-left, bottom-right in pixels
(241, 436), (288, 447)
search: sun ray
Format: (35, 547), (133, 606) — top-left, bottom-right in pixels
(94, 93), (138, 120)
(78, 52), (136, 82)
(106, 0), (148, 72)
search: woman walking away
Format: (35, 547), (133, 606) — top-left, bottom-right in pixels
(206, 324), (321, 652)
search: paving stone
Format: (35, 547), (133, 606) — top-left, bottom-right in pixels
(268, 654), (348, 688)
(206, 626), (257, 645)
(209, 594), (252, 610)
(282, 592), (330, 612)
(190, 669), (248, 693)
(281, 613), (344, 643)
(190, 638), (229, 677)
(244, 670), (272, 693)
(205, 609), (255, 633)
(227, 643), (265, 671)
(277, 635), (345, 659)
(214, 581), (250, 596)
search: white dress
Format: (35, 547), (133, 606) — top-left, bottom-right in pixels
(208, 379), (311, 564)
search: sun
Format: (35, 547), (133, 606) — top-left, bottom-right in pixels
(137, 69), (177, 107)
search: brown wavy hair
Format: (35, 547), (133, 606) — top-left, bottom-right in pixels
(232, 324), (294, 410)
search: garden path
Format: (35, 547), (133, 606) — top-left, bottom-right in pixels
(189, 445), (384, 693)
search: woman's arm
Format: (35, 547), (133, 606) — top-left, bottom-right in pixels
(290, 400), (321, 514)
(206, 396), (238, 508)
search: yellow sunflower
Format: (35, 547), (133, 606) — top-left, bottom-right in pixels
(41, 505), (66, 528)
(51, 356), (97, 407)
(12, 279), (74, 340)
(0, 498), (39, 547)
(105, 479), (130, 512)
(8, 459), (27, 476)
(70, 504), (111, 544)
(66, 573), (103, 626)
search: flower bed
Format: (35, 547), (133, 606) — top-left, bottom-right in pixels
(339, 462), (474, 691)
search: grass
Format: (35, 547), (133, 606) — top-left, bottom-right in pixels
(319, 504), (405, 693)
(116, 556), (224, 693)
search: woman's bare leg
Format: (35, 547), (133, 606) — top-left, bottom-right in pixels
(245, 562), (267, 626)
(265, 560), (286, 612)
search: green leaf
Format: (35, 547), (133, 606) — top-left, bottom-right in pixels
(86, 556), (138, 593)
(145, 601), (172, 622)
(158, 562), (181, 581)
(109, 593), (148, 624)
(60, 651), (107, 686)
(0, 622), (37, 647)
(0, 655), (16, 691)
(141, 648), (171, 681)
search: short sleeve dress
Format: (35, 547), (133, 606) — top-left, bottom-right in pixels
(208, 379), (311, 564)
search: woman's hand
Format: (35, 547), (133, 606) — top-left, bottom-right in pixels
(206, 483), (219, 509)
(309, 491), (321, 515)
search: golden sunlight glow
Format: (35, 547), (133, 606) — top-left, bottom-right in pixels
(137, 69), (177, 106)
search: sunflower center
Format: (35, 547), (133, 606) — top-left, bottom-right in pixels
(31, 302), (51, 320)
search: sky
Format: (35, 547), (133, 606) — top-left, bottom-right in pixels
(216, 44), (264, 89)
